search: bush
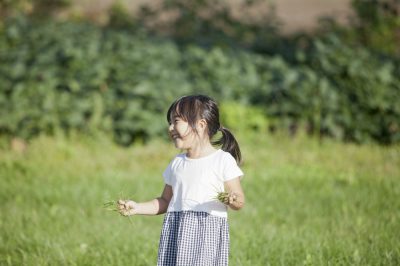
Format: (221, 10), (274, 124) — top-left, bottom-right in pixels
(219, 102), (268, 133)
(0, 18), (399, 145)
(308, 35), (400, 143)
(0, 18), (190, 145)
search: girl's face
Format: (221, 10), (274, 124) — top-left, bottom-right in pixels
(168, 116), (198, 149)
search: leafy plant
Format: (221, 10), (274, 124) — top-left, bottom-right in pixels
(0, 18), (399, 145)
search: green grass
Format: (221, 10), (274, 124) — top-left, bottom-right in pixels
(0, 132), (399, 265)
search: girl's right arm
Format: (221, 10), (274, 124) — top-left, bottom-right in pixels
(119, 185), (173, 216)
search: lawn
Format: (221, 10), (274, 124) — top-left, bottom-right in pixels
(0, 133), (399, 265)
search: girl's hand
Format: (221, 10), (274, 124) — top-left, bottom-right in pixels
(117, 199), (137, 216)
(224, 177), (245, 210)
(217, 191), (239, 205)
(226, 192), (244, 210)
(227, 192), (238, 205)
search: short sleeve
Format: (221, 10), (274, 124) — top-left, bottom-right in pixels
(222, 153), (244, 181)
(163, 162), (172, 185)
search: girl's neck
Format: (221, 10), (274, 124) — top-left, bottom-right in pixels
(186, 142), (216, 159)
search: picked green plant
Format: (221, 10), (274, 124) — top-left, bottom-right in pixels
(214, 191), (240, 206)
(215, 191), (230, 204)
(103, 199), (136, 227)
(103, 200), (120, 212)
(103, 198), (135, 217)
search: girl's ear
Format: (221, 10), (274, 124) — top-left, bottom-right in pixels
(197, 119), (207, 132)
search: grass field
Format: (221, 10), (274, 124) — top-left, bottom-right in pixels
(0, 132), (399, 265)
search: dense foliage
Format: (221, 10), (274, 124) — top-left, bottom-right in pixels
(350, 0), (400, 56)
(0, 17), (399, 145)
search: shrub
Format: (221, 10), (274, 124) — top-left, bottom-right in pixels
(0, 18), (399, 145)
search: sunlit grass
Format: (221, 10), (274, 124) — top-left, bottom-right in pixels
(0, 132), (399, 265)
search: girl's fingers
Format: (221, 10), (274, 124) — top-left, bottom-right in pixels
(117, 200), (127, 210)
(119, 208), (135, 216)
(119, 199), (131, 209)
(232, 193), (237, 201)
(228, 193), (237, 205)
(119, 208), (128, 216)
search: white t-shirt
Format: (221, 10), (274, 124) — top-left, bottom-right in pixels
(163, 149), (244, 218)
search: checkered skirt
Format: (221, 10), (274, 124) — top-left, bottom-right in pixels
(157, 211), (229, 266)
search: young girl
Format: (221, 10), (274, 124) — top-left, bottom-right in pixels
(118, 95), (245, 266)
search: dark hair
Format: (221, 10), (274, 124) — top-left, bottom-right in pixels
(167, 95), (242, 164)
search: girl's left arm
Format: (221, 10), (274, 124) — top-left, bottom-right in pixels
(224, 177), (245, 210)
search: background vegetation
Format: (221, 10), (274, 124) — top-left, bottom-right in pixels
(1, 0), (400, 265)
(0, 0), (399, 145)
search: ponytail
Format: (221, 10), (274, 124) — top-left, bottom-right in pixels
(213, 126), (242, 165)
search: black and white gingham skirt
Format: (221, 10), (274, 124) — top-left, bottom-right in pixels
(157, 211), (229, 266)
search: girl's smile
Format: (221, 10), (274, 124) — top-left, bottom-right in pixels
(168, 116), (217, 159)
(168, 117), (194, 149)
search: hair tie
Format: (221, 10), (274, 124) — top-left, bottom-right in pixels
(218, 125), (224, 131)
